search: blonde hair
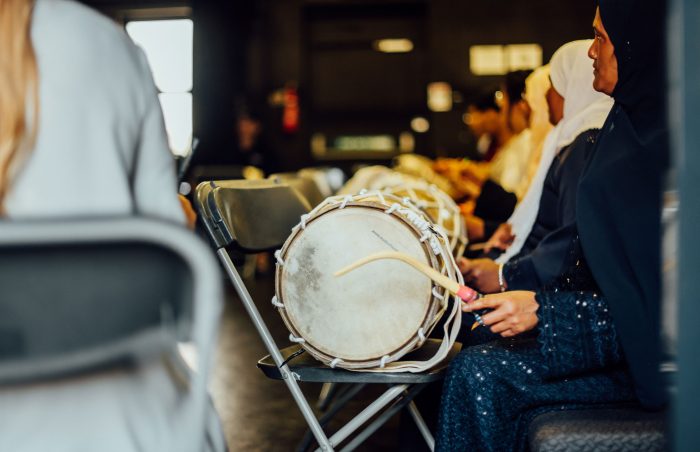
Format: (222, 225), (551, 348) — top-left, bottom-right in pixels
(0, 0), (39, 213)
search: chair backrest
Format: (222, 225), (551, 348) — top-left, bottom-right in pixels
(0, 218), (222, 386)
(298, 167), (346, 197)
(269, 173), (326, 208)
(195, 179), (311, 251)
(196, 180), (229, 247)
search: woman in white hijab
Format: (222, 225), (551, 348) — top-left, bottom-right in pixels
(461, 40), (614, 293)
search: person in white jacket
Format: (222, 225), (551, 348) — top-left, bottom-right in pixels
(0, 1), (221, 451)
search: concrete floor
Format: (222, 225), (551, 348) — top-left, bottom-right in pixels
(209, 271), (405, 451)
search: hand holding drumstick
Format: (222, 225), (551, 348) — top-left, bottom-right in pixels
(462, 291), (539, 338)
(335, 251), (539, 336)
(334, 251), (487, 330)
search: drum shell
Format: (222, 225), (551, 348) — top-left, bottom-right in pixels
(274, 194), (452, 369)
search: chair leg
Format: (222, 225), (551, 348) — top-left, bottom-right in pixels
(313, 384), (409, 452)
(407, 400), (435, 451)
(297, 384), (367, 452)
(217, 249), (334, 451)
(318, 383), (341, 411)
(338, 384), (428, 452)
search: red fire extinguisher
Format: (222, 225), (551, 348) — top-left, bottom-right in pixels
(282, 85), (300, 134)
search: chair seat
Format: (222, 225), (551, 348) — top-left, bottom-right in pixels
(257, 339), (461, 384)
(528, 408), (667, 452)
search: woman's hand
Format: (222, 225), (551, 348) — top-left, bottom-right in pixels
(458, 257), (501, 293)
(484, 223), (515, 253)
(462, 291), (539, 338)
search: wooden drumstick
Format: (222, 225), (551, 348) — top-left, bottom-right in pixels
(334, 251), (485, 330)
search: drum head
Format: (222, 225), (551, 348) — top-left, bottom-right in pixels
(279, 205), (433, 362)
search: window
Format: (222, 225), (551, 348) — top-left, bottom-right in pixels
(126, 19), (193, 156)
(469, 44), (543, 76)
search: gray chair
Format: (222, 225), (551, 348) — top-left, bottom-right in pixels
(196, 179), (458, 452)
(0, 219), (225, 452)
(528, 408), (667, 452)
(269, 172), (327, 208)
(298, 167), (347, 197)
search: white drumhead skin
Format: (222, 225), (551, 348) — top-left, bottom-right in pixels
(280, 206), (432, 361)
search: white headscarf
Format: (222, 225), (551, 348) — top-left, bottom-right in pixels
(497, 40), (614, 263)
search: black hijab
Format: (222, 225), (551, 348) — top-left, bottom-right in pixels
(577, 0), (668, 409)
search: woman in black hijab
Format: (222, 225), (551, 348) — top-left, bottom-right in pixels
(578, 0), (668, 408)
(435, 1), (668, 450)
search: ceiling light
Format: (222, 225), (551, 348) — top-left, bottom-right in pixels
(374, 39), (414, 53)
(411, 117), (430, 133)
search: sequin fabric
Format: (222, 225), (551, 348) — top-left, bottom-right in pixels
(435, 235), (637, 452)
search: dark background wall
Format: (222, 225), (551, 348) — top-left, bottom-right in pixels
(83, 0), (595, 172)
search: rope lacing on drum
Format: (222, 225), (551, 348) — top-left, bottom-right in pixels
(384, 203), (401, 215)
(339, 195), (354, 209)
(274, 250), (285, 266)
(404, 210), (442, 256)
(289, 333), (305, 344)
(379, 355), (390, 368)
(329, 358), (343, 368)
(299, 213), (311, 230)
(432, 286), (445, 301)
(376, 191), (386, 205)
(434, 224), (448, 237)
(418, 328), (426, 343)
(271, 295), (284, 309)
(386, 204), (442, 256)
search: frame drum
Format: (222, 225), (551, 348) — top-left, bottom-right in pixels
(381, 182), (468, 259)
(340, 167), (467, 258)
(274, 192), (462, 371)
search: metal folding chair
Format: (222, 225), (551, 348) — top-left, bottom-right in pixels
(269, 172), (327, 208)
(0, 219), (225, 452)
(297, 167), (346, 197)
(196, 179), (459, 451)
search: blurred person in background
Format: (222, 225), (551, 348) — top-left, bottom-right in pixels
(488, 69), (534, 195)
(462, 40), (614, 293)
(513, 64), (553, 200)
(232, 98), (276, 176)
(463, 87), (510, 162)
(448, 69), (550, 245)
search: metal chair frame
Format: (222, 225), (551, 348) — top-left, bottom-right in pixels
(196, 179), (453, 451)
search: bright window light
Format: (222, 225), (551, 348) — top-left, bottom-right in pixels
(470, 44), (543, 76)
(126, 19), (193, 156)
(469, 45), (506, 76)
(506, 44), (543, 71)
(158, 93), (192, 156)
(335, 135), (396, 151)
(373, 39), (414, 53)
(126, 19), (193, 92)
